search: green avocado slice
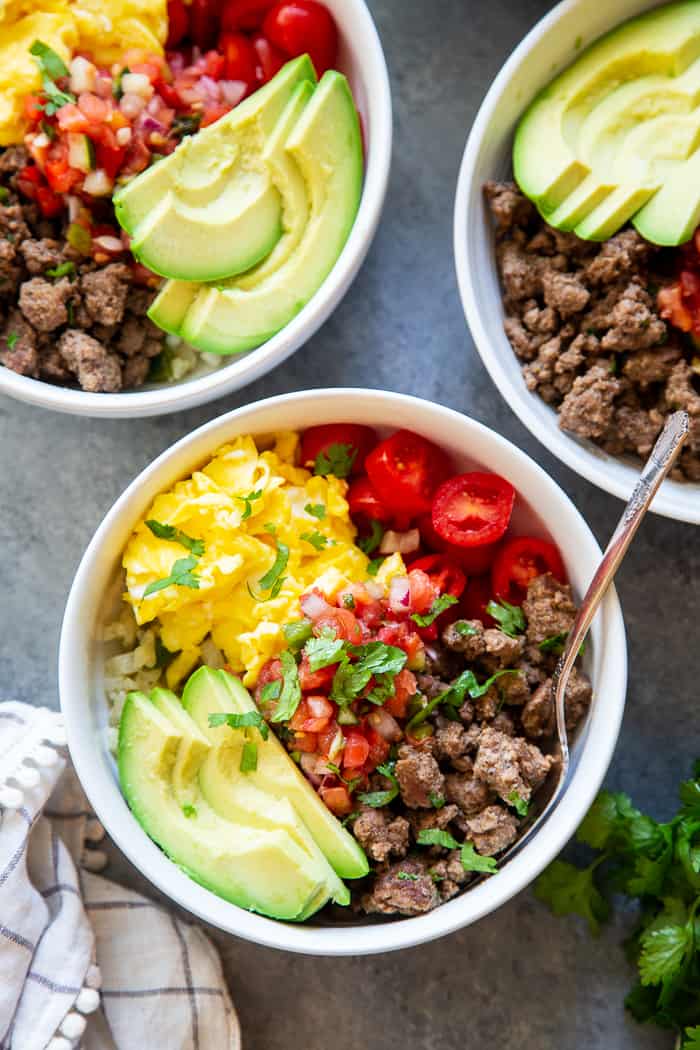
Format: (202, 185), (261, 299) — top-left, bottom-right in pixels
(114, 55), (317, 281)
(181, 667), (369, 880)
(176, 70), (363, 354)
(118, 692), (333, 920)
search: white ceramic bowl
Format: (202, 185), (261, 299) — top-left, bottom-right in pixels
(454, 0), (699, 523)
(0, 1), (391, 418)
(59, 388), (627, 955)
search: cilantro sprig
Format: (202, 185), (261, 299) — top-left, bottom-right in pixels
(357, 760), (399, 808)
(313, 443), (357, 478)
(358, 519), (384, 555)
(405, 667), (518, 732)
(249, 533), (289, 600)
(411, 593), (458, 627)
(534, 765), (700, 1045)
(143, 556), (200, 598)
(29, 40), (76, 115)
(145, 519), (205, 556)
(486, 598), (525, 637)
(208, 710), (269, 740)
(238, 489), (262, 521)
(416, 830), (499, 875)
(269, 650), (301, 723)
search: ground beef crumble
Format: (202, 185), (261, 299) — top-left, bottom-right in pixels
(0, 146), (166, 391)
(356, 572), (592, 917)
(485, 179), (700, 481)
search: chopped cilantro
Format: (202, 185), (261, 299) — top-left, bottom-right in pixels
(342, 593), (355, 609)
(357, 760), (398, 808)
(270, 650), (301, 723)
(358, 519), (384, 555)
(240, 740), (258, 772)
(460, 843), (498, 874)
(304, 628), (345, 671)
(40, 119), (56, 140)
(300, 530), (327, 551)
(366, 557), (384, 576)
(406, 667), (518, 731)
(539, 631), (586, 658)
(6, 331), (18, 350)
(330, 642), (406, 705)
(143, 556), (200, 598)
(208, 710), (269, 741)
(486, 599), (525, 637)
(683, 1028), (700, 1050)
(304, 503), (326, 520)
(66, 300), (74, 325)
(454, 621), (479, 637)
(429, 793), (445, 809)
(341, 810), (360, 827)
(260, 680), (281, 703)
(0, 187), (9, 203)
(30, 40), (76, 115)
(411, 593), (458, 627)
(507, 791), (529, 818)
(182, 803), (197, 819)
(283, 619), (313, 652)
(45, 260), (75, 279)
(397, 872), (421, 882)
(145, 519), (205, 556)
(417, 829), (460, 850)
(112, 65), (130, 99)
(534, 858), (609, 935)
(171, 112), (202, 139)
(313, 442), (357, 478)
(238, 489), (263, 521)
(255, 537), (289, 597)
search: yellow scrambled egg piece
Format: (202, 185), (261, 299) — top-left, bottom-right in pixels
(0, 0), (166, 144)
(123, 432), (369, 688)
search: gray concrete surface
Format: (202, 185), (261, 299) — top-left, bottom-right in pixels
(1, 1), (697, 1047)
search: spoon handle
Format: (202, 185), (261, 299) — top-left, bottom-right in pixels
(552, 410), (690, 768)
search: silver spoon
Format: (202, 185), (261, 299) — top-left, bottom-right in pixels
(501, 409), (689, 865)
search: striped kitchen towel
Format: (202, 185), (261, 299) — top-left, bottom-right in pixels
(0, 701), (241, 1050)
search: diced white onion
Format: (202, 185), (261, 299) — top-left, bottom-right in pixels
(219, 79), (247, 106)
(92, 235), (124, 253)
(368, 709), (403, 742)
(300, 591), (331, 621)
(121, 72), (153, 99)
(389, 575), (411, 612)
(83, 169), (113, 197)
(120, 92), (146, 118)
(33, 132), (50, 149)
(300, 753), (323, 785)
(116, 126), (132, 146)
(66, 195), (82, 222)
(364, 580), (384, 600)
(380, 528), (420, 555)
(69, 56), (97, 94)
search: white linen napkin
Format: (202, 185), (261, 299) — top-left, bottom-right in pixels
(0, 701), (241, 1050)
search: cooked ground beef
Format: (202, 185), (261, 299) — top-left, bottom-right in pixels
(0, 146), (167, 392)
(486, 179), (700, 480)
(354, 572), (592, 917)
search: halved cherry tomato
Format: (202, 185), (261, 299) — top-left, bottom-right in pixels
(342, 730), (369, 768)
(366, 430), (452, 517)
(456, 574), (497, 626)
(300, 424), (377, 476)
(251, 32), (287, 81)
(417, 513), (501, 574)
(432, 472), (515, 549)
(166, 0), (190, 46)
(491, 535), (566, 605)
(218, 30), (258, 84)
(347, 475), (392, 523)
(313, 608), (362, 644)
(319, 784), (354, 816)
(298, 654), (337, 692)
(409, 554), (466, 599)
(222, 0), (275, 30)
(263, 0), (338, 74)
(190, 0), (220, 48)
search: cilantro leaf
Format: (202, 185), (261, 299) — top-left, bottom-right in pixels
(507, 791), (529, 818)
(238, 489), (263, 521)
(145, 519), (205, 556)
(533, 859), (609, 935)
(623, 982), (660, 1024)
(429, 792), (445, 809)
(313, 442), (357, 478)
(638, 923), (692, 986)
(250, 537), (289, 599)
(357, 760), (398, 808)
(304, 629), (345, 671)
(358, 519), (384, 555)
(454, 621), (478, 637)
(305, 503), (326, 520)
(538, 632), (567, 654)
(6, 332), (18, 350)
(30, 40), (69, 79)
(330, 642), (406, 705)
(417, 828), (460, 850)
(260, 680), (281, 703)
(143, 556), (200, 598)
(411, 593), (458, 627)
(680, 776), (700, 820)
(576, 791), (622, 849)
(397, 872), (421, 881)
(460, 843), (498, 874)
(0, 187), (9, 203)
(182, 803), (197, 819)
(208, 710), (269, 740)
(406, 667), (518, 732)
(270, 650), (301, 723)
(486, 599), (525, 637)
(240, 740), (258, 772)
(682, 1027), (700, 1050)
(300, 530), (327, 551)
(45, 260), (75, 279)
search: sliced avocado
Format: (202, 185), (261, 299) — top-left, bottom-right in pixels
(147, 279), (198, 335)
(114, 56), (317, 281)
(181, 667), (369, 879)
(633, 144), (700, 243)
(177, 71), (363, 354)
(149, 686), (210, 800)
(513, 1), (700, 241)
(118, 692), (332, 920)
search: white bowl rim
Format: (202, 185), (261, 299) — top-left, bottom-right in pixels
(59, 387), (627, 955)
(0, 0), (392, 419)
(453, 0), (699, 524)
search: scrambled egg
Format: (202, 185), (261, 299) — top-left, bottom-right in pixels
(0, 0), (166, 144)
(122, 432), (369, 689)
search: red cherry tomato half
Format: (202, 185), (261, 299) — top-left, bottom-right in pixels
(251, 32), (287, 81)
(366, 430), (452, 518)
(432, 472), (515, 549)
(416, 513), (501, 574)
(218, 30), (258, 83)
(222, 0), (275, 30)
(409, 555), (466, 600)
(456, 574), (497, 627)
(166, 0), (190, 46)
(491, 536), (567, 605)
(347, 475), (392, 523)
(300, 424), (377, 476)
(190, 0), (220, 49)
(263, 0), (338, 74)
